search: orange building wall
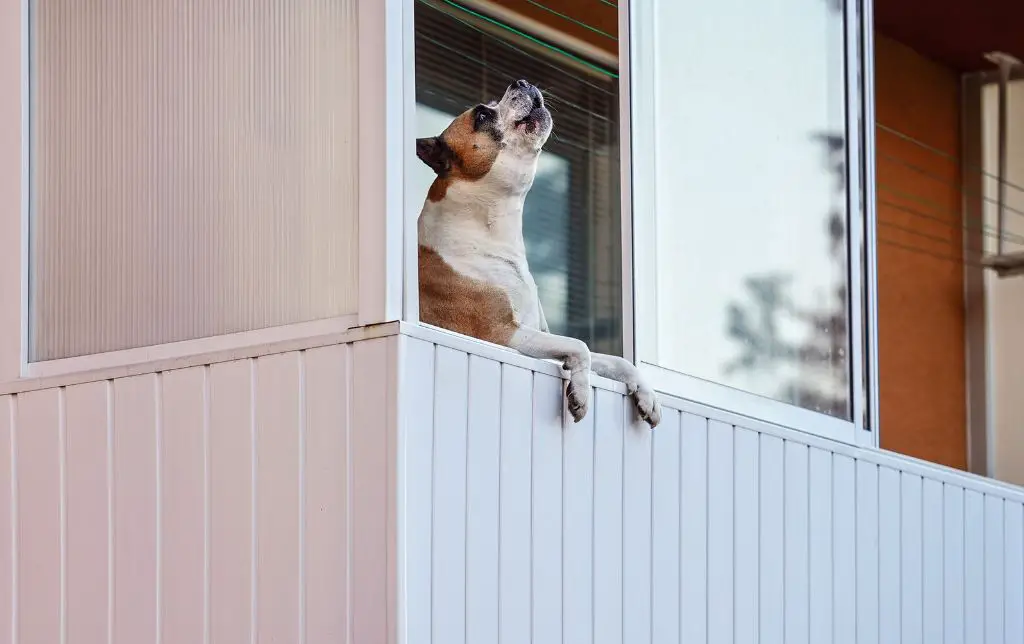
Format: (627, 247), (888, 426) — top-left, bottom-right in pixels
(874, 34), (967, 469)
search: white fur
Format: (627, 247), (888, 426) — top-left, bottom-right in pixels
(418, 81), (662, 428)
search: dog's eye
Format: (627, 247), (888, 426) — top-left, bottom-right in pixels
(474, 107), (493, 127)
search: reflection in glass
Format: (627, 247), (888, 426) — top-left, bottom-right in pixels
(644, 0), (851, 418)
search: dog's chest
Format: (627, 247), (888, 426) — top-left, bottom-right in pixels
(419, 211), (543, 329)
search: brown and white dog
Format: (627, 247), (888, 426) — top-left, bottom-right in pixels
(416, 79), (661, 428)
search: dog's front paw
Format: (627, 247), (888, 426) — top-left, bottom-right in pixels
(633, 386), (662, 428)
(565, 371), (591, 423)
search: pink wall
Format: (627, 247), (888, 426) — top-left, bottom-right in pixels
(0, 336), (394, 643)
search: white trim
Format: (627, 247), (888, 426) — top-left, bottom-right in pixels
(617, 0), (635, 364)
(1, 319), (396, 397)
(861, 0), (881, 444)
(18, 0), (28, 374)
(402, 0), (420, 324)
(624, 0), (657, 362)
(640, 361), (859, 445)
(0, 0), (26, 384)
(358, 0), (407, 327)
(21, 315), (361, 381)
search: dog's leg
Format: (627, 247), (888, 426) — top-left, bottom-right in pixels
(590, 353), (662, 428)
(508, 327), (591, 423)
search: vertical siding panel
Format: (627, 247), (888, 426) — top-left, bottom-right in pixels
(651, 411), (682, 644)
(856, 461), (879, 644)
(622, 403), (653, 644)
(809, 448), (833, 644)
(900, 474), (924, 644)
(112, 375), (158, 644)
(593, 390), (625, 644)
(159, 368), (205, 644)
(984, 496), (1004, 644)
(498, 365), (533, 644)
(760, 434), (784, 644)
(562, 381), (595, 644)
(833, 455), (856, 644)
(64, 382), (110, 644)
(734, 428), (759, 644)
(0, 397), (10, 644)
(304, 344), (351, 644)
(878, 467), (901, 644)
(465, 356), (501, 644)
(922, 479), (943, 644)
(431, 347), (469, 644)
(707, 421), (733, 644)
(965, 490), (984, 644)
(532, 373), (563, 644)
(254, 352), (302, 643)
(400, 339), (434, 644)
(350, 338), (394, 644)
(209, 359), (254, 644)
(680, 413), (708, 644)
(784, 441), (810, 644)
(15, 389), (61, 644)
(1004, 502), (1024, 644)
(944, 485), (966, 644)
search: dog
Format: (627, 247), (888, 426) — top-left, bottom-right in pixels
(415, 79), (661, 428)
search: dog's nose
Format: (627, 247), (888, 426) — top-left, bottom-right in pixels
(515, 79), (531, 90)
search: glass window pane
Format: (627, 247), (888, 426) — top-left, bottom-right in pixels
(412, 0), (623, 357)
(29, 0), (359, 361)
(635, 0), (851, 418)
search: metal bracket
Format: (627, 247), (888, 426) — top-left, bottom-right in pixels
(982, 51), (1024, 277)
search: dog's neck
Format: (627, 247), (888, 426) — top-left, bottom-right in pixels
(419, 173), (534, 256)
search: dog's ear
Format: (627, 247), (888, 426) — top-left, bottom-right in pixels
(416, 137), (452, 176)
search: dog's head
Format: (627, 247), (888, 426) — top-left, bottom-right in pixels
(416, 79), (552, 200)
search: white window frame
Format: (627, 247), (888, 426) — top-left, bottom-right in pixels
(621, 0), (880, 447)
(0, 0), (410, 384)
(400, 0), (881, 447)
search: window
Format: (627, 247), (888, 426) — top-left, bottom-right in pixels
(629, 0), (872, 441)
(28, 0), (359, 362)
(412, 0), (623, 356)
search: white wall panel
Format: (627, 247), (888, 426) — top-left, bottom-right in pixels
(396, 328), (1024, 644)
(1, 335), (393, 644)
(593, 389), (625, 644)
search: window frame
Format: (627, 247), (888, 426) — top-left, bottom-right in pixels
(620, 0), (880, 447)
(400, 0), (881, 447)
(0, 0), (410, 384)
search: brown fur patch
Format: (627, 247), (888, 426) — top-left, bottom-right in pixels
(419, 244), (518, 346)
(441, 110), (501, 180)
(427, 177), (449, 202)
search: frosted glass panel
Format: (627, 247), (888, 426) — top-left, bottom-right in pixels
(29, 0), (358, 361)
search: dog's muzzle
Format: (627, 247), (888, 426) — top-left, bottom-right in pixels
(505, 79), (548, 131)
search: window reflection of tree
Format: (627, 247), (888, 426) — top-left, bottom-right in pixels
(723, 0), (852, 419)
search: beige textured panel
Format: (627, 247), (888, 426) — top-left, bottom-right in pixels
(159, 367), (207, 644)
(112, 375), (159, 644)
(302, 344), (350, 643)
(0, 397), (12, 643)
(254, 352), (302, 642)
(29, 0), (359, 361)
(15, 389), (62, 643)
(65, 380), (111, 644)
(209, 359), (254, 644)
